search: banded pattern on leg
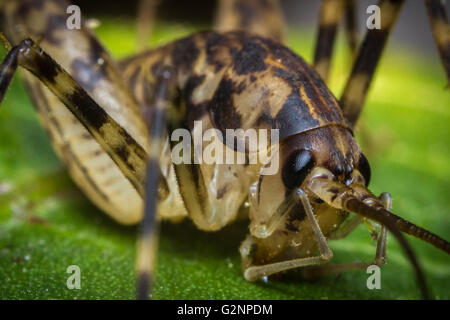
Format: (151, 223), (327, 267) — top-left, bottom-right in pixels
(1, 0), (153, 224)
(340, 0), (405, 126)
(0, 39), (171, 227)
(11, 40), (149, 195)
(343, 0), (358, 60)
(313, 0), (345, 82)
(23, 78), (146, 224)
(136, 65), (175, 300)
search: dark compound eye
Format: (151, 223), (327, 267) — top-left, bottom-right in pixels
(282, 150), (315, 189)
(358, 153), (371, 186)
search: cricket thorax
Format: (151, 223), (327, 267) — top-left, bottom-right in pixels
(242, 125), (363, 268)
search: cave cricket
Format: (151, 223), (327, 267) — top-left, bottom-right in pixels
(0, 0), (449, 299)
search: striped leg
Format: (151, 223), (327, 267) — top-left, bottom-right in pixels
(136, 65), (174, 300)
(0, 38), (172, 299)
(0, 38), (149, 193)
(340, 0), (405, 126)
(136, 0), (159, 51)
(313, 0), (345, 82)
(424, 0), (450, 83)
(0, 40), (16, 105)
(343, 0), (358, 60)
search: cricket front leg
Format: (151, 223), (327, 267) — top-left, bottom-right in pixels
(243, 189), (333, 281)
(136, 65), (175, 299)
(300, 193), (391, 279)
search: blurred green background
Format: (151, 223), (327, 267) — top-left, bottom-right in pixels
(0, 5), (449, 299)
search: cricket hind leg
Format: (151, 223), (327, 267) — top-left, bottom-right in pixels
(243, 189), (333, 281)
(424, 0), (450, 83)
(300, 193), (391, 279)
(0, 38), (150, 196)
(0, 37), (173, 300)
(339, 0), (450, 125)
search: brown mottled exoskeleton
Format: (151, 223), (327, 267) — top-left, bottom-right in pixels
(0, 0), (449, 300)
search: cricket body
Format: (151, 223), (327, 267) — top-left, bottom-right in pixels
(1, 0), (450, 300)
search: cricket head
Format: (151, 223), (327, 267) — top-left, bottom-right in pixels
(248, 125), (366, 238)
(243, 126), (449, 299)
